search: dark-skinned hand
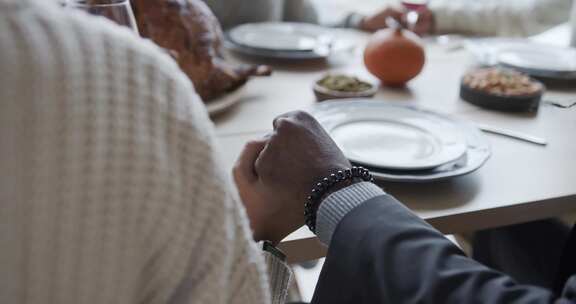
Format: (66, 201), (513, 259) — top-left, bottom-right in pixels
(233, 111), (352, 245)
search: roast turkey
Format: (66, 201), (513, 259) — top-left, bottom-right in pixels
(129, 0), (270, 101)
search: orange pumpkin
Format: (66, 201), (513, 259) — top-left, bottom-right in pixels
(364, 28), (425, 87)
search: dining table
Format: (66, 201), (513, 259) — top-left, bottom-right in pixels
(212, 22), (576, 263)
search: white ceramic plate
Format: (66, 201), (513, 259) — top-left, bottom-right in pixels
(368, 123), (491, 183)
(466, 41), (576, 79)
(312, 100), (468, 170)
(206, 85), (246, 117)
(497, 44), (576, 73)
(228, 22), (333, 52)
(224, 40), (330, 60)
(311, 100), (491, 182)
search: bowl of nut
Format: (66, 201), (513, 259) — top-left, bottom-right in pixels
(314, 74), (378, 102)
(460, 68), (545, 112)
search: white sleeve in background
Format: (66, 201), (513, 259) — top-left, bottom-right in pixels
(430, 0), (572, 37)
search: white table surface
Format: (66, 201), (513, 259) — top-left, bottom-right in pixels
(213, 29), (576, 262)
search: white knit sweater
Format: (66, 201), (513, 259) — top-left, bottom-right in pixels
(0, 0), (290, 303)
(430, 0), (572, 37)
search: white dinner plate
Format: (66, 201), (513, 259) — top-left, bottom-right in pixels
(311, 100), (491, 182)
(497, 45), (576, 72)
(496, 44), (576, 79)
(224, 40), (331, 60)
(367, 123), (491, 182)
(227, 22), (333, 52)
(312, 100), (468, 170)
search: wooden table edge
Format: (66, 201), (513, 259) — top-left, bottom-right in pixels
(279, 194), (576, 263)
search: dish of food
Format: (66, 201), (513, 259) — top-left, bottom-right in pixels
(130, 0), (270, 102)
(317, 74), (373, 92)
(314, 74), (378, 101)
(460, 68), (544, 112)
(463, 68), (542, 96)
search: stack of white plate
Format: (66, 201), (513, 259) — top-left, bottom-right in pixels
(496, 44), (576, 80)
(311, 99), (491, 182)
(466, 39), (576, 81)
(226, 22), (336, 60)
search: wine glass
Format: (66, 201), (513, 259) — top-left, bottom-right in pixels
(65, 0), (139, 35)
(401, 0), (430, 33)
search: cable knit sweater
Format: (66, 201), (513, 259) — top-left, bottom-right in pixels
(430, 0), (572, 37)
(0, 0), (290, 303)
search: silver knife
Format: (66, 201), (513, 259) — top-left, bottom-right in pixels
(476, 123), (548, 146)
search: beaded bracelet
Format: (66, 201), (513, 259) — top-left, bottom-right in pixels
(304, 166), (374, 233)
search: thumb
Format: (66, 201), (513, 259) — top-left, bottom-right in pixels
(233, 139), (268, 184)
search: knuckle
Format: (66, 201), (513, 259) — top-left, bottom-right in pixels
(254, 157), (267, 176)
(274, 117), (295, 131)
(274, 111), (315, 131)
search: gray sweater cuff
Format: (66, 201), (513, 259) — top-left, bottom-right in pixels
(316, 182), (385, 245)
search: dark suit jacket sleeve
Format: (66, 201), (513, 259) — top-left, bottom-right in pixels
(311, 195), (576, 304)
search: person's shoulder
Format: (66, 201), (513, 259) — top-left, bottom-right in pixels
(2, 0), (207, 121)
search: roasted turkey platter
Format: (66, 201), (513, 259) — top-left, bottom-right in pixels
(128, 0), (270, 102)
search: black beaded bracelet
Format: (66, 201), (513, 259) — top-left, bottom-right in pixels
(304, 166), (374, 233)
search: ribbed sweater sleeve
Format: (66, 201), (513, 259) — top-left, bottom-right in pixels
(316, 182), (385, 245)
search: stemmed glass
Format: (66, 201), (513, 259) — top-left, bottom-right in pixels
(65, 0), (139, 35)
(401, 0), (430, 33)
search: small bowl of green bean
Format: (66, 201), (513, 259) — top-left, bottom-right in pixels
(314, 74), (378, 102)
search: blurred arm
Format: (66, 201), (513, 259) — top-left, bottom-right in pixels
(430, 0), (572, 36)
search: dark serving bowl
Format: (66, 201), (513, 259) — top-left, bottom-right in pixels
(460, 81), (544, 112)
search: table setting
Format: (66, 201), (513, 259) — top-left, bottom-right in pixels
(215, 7), (576, 260)
(225, 22), (346, 60)
(64, 0), (576, 261)
(311, 99), (492, 182)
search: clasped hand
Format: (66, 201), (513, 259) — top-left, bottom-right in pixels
(233, 111), (351, 245)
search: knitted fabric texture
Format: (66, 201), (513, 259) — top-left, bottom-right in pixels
(0, 1), (289, 303)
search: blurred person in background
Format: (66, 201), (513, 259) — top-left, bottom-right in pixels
(203, 0), (572, 37)
(202, 0), (403, 31)
(363, 0), (572, 36)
